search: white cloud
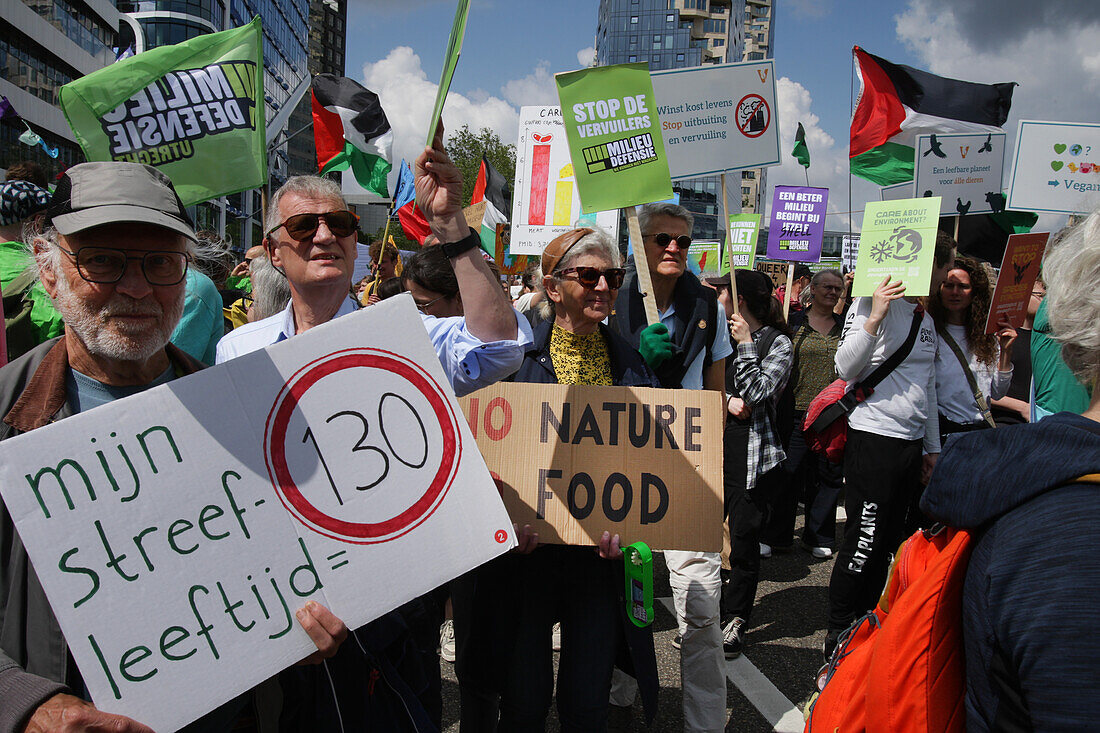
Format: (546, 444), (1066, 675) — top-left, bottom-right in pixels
(500, 60), (558, 108)
(360, 46), (519, 184)
(577, 46), (596, 67)
(765, 76), (879, 230)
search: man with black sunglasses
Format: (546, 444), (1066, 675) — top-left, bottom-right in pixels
(0, 162), (348, 733)
(609, 202), (732, 732)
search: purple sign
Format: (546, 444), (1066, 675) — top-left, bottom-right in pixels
(766, 185), (829, 262)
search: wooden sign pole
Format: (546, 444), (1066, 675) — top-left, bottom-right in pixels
(720, 172), (740, 316)
(625, 205), (660, 326)
(783, 262), (794, 321)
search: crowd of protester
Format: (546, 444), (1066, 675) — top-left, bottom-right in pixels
(1, 146), (1098, 732)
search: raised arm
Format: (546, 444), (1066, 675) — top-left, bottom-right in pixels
(415, 126), (516, 343)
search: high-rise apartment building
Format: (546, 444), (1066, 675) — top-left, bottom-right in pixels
(0, 0), (130, 177)
(595, 0), (774, 241)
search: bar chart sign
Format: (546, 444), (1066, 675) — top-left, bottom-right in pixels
(510, 105), (619, 255)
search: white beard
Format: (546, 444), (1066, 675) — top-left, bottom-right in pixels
(52, 273), (185, 362)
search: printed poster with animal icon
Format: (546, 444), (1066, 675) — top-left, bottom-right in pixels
(984, 232), (1049, 334)
(913, 132), (1006, 216)
(1007, 120), (1100, 215)
(851, 197), (942, 297)
(0, 296), (515, 732)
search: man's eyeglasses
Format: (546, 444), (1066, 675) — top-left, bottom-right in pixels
(557, 266), (626, 289)
(645, 232), (692, 250)
(414, 294), (449, 313)
(59, 246), (190, 286)
(266, 210), (359, 241)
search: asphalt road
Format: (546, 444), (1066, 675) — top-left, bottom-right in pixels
(438, 515), (839, 732)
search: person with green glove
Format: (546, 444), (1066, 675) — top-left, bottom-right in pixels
(609, 203), (732, 732)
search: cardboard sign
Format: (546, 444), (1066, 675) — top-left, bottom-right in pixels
(852, 197), (941, 297)
(766, 185), (829, 262)
(914, 132), (1006, 216)
(458, 382), (724, 552)
(555, 63), (674, 213)
(755, 258), (842, 289)
(426, 0), (470, 145)
(0, 297), (514, 731)
(509, 105), (620, 255)
(985, 232), (1049, 333)
(841, 235), (860, 271)
(650, 60), (780, 180)
(725, 213), (761, 272)
(1007, 120), (1100, 214)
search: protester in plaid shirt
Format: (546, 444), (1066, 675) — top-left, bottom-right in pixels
(711, 269), (794, 659)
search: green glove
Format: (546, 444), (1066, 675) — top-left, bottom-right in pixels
(638, 323), (674, 368)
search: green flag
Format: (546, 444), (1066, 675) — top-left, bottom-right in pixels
(791, 122), (810, 169)
(59, 18), (266, 206)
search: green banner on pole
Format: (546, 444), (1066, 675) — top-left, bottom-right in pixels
(554, 63), (673, 213)
(59, 18), (266, 207)
(852, 197), (942, 297)
(426, 0), (470, 147)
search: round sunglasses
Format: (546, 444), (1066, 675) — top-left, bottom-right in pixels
(266, 210), (359, 240)
(557, 266), (626, 289)
(646, 232), (692, 250)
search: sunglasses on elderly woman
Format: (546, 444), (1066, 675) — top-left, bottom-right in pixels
(266, 210), (360, 240)
(647, 232), (692, 249)
(558, 266), (627, 289)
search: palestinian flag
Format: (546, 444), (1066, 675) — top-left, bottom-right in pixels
(469, 156), (511, 255)
(850, 46), (1015, 186)
(312, 74), (393, 199)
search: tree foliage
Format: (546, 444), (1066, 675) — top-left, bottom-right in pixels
(444, 125), (516, 208)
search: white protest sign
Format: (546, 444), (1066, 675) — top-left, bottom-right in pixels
(510, 105), (619, 255)
(0, 296), (515, 732)
(880, 181), (912, 201)
(651, 60), (780, 180)
(842, 234), (860, 271)
(1007, 120), (1100, 214)
(914, 132), (1006, 216)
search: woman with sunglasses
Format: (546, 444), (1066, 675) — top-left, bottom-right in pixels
(485, 227), (660, 729)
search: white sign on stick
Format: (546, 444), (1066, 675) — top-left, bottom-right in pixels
(1007, 120), (1100, 214)
(842, 235), (860, 271)
(510, 105), (619, 256)
(650, 60), (780, 180)
(0, 296), (515, 732)
(914, 132), (1006, 216)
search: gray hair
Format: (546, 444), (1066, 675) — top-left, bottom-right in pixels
(265, 176), (346, 235)
(250, 252), (292, 320)
(1043, 213), (1100, 390)
(801, 268), (843, 309)
(535, 227), (620, 321)
(638, 202), (694, 236)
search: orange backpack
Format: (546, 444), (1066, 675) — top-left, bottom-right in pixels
(804, 524), (973, 733)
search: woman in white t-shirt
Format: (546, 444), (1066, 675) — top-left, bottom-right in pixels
(929, 256), (1017, 445)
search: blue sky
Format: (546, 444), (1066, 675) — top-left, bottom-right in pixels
(347, 0), (1100, 229)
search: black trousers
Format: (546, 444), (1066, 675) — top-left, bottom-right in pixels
(761, 411), (845, 550)
(826, 428), (923, 632)
(720, 420), (783, 624)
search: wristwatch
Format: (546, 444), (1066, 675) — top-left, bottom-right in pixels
(440, 228), (481, 259)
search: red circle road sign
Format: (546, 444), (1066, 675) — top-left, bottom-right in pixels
(263, 348), (462, 544)
(737, 94), (770, 138)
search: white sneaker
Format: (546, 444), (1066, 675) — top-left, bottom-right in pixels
(439, 619), (456, 663)
(552, 622), (562, 652)
(759, 543), (773, 559)
(811, 546), (833, 560)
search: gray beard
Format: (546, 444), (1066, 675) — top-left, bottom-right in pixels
(52, 273), (184, 363)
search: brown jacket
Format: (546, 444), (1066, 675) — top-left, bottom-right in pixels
(0, 337), (203, 733)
